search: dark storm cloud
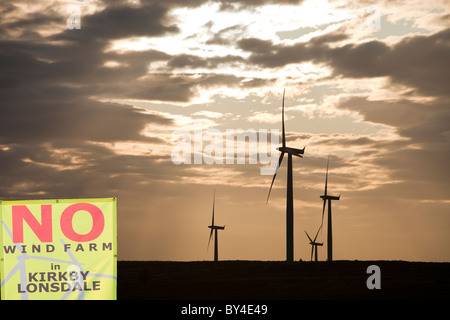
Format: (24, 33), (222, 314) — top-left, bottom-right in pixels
(328, 29), (450, 97)
(238, 38), (275, 53)
(0, 1), (273, 106)
(0, 141), (189, 200)
(121, 73), (274, 102)
(238, 28), (450, 97)
(338, 97), (450, 145)
(3, 12), (61, 31)
(0, 1), (184, 202)
(167, 54), (245, 69)
(0, 0), (277, 202)
(0, 38), (173, 144)
(237, 31), (347, 68)
(336, 96), (450, 200)
(0, 1), (178, 41)
(0, 4), (177, 91)
(0, 95), (171, 144)
(72, 4), (178, 40)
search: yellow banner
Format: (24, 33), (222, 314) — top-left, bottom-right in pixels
(0, 198), (117, 300)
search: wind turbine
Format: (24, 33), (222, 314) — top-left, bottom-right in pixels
(305, 229), (323, 262)
(207, 190), (225, 262)
(266, 89), (305, 263)
(319, 157), (340, 262)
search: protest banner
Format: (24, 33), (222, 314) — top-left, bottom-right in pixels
(0, 198), (117, 300)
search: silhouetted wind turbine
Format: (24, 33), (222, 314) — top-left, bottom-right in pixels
(305, 229), (323, 262)
(208, 190), (225, 262)
(319, 157), (340, 262)
(266, 89), (305, 263)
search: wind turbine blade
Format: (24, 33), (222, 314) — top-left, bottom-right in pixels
(266, 152), (284, 203)
(282, 89), (286, 148)
(314, 227), (320, 242)
(305, 230), (313, 242)
(320, 199), (326, 234)
(310, 246), (314, 262)
(207, 229), (214, 250)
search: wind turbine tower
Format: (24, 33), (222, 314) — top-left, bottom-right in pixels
(267, 89), (305, 263)
(208, 190), (225, 262)
(320, 157), (340, 262)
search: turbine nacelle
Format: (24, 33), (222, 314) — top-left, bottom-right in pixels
(208, 225), (225, 230)
(277, 146), (305, 157)
(320, 195), (340, 201)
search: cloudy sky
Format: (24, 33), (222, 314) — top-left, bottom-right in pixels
(1, 0), (449, 262)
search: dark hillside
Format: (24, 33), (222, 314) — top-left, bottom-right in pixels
(118, 260), (450, 300)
